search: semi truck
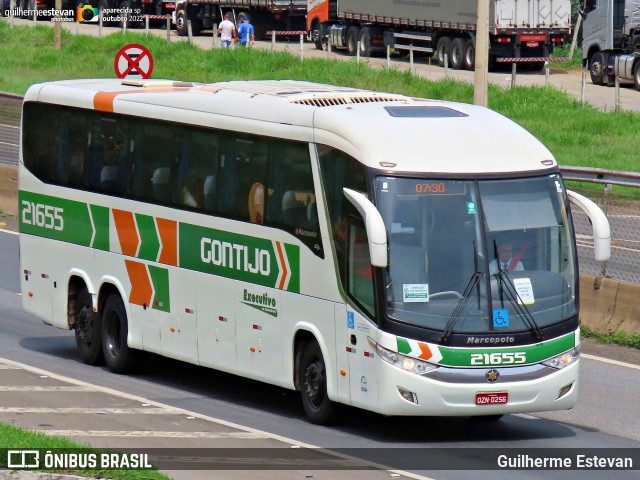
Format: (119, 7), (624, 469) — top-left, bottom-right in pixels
(582, 0), (640, 90)
(173, 0), (306, 37)
(307, 0), (572, 70)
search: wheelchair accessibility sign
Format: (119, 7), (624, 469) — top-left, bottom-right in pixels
(493, 309), (510, 328)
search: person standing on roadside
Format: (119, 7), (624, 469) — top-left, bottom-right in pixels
(236, 16), (255, 48)
(217, 12), (236, 48)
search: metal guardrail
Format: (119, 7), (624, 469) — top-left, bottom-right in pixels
(1, 92), (639, 283)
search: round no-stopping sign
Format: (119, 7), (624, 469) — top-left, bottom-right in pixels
(114, 44), (154, 79)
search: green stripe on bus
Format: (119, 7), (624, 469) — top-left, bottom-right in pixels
(149, 265), (170, 313)
(135, 213), (160, 262)
(436, 332), (575, 367)
(178, 223), (300, 293)
(89, 204), (110, 251)
(19, 191), (93, 247)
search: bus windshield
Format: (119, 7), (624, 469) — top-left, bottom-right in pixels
(375, 174), (577, 335)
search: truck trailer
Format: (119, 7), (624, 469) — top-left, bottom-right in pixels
(582, 0), (640, 90)
(173, 0), (306, 37)
(307, 0), (572, 70)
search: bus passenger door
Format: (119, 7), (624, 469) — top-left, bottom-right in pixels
(235, 281), (284, 385)
(196, 276), (237, 373)
(343, 219), (379, 412)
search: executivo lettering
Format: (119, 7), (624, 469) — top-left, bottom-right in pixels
(242, 289), (278, 317)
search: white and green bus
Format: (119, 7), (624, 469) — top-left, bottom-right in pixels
(19, 78), (610, 424)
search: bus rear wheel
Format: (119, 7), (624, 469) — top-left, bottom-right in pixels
(298, 340), (336, 425)
(74, 287), (103, 365)
(101, 294), (138, 374)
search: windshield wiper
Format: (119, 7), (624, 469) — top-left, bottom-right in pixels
(441, 242), (482, 344)
(495, 270), (544, 341)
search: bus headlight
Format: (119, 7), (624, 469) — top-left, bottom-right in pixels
(368, 338), (438, 375)
(542, 346), (580, 370)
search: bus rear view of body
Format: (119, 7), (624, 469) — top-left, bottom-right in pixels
(19, 79), (610, 424)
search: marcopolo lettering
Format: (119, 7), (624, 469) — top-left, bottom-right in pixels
(200, 238), (270, 276)
(466, 336), (515, 345)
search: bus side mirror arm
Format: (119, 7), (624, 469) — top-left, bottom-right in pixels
(566, 189), (611, 262)
(343, 188), (388, 268)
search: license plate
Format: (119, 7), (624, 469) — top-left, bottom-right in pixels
(475, 392), (508, 405)
(526, 41), (540, 47)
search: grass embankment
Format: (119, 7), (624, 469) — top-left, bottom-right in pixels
(1, 21), (639, 174)
(0, 424), (171, 480)
(582, 326), (640, 350)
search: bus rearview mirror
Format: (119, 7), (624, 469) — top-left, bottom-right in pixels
(343, 188), (388, 268)
(567, 189), (611, 262)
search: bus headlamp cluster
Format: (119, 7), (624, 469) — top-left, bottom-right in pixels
(368, 338), (438, 375)
(542, 346), (580, 369)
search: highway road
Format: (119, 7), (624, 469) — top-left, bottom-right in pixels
(0, 230), (639, 479)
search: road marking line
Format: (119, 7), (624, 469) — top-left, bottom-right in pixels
(0, 357), (432, 480)
(40, 430), (266, 438)
(0, 228), (18, 236)
(0, 364), (21, 369)
(0, 386), (96, 391)
(513, 413), (539, 420)
(582, 353), (640, 371)
(0, 407), (176, 414)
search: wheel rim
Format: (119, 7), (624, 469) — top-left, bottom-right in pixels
(303, 358), (326, 410)
(176, 13), (184, 31)
(105, 311), (122, 359)
(465, 45), (475, 67)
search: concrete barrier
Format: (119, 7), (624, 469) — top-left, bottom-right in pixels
(580, 274), (640, 335)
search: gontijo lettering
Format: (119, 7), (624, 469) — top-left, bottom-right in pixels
(200, 237), (271, 276)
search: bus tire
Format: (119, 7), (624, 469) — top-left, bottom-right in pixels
(101, 294), (137, 374)
(74, 287), (103, 365)
(298, 340), (336, 425)
(436, 36), (452, 67)
(346, 26), (360, 56)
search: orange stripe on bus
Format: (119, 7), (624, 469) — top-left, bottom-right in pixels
(275, 241), (288, 290)
(156, 217), (178, 266)
(112, 209), (140, 257)
(93, 88), (191, 112)
(125, 260), (153, 307)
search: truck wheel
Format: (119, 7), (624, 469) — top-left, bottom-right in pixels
(98, 0), (115, 27)
(359, 27), (372, 57)
(118, 0), (139, 29)
(463, 38), (475, 70)
(450, 38), (465, 69)
(346, 26), (360, 56)
(175, 8), (187, 36)
(312, 20), (323, 50)
(74, 287), (103, 365)
(436, 36), (452, 67)
(298, 340), (336, 425)
(101, 294), (138, 374)
(589, 51), (606, 86)
(634, 61), (640, 91)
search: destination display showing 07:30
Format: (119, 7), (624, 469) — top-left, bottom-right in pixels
(398, 181), (467, 195)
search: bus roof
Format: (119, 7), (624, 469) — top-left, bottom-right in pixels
(25, 78), (556, 175)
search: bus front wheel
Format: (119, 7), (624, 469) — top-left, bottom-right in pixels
(74, 287), (103, 365)
(101, 294), (137, 374)
(298, 340), (336, 425)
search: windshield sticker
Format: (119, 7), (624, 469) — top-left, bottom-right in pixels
(555, 180), (563, 193)
(513, 278), (535, 304)
(403, 284), (429, 303)
(466, 202), (477, 214)
(492, 309), (510, 328)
